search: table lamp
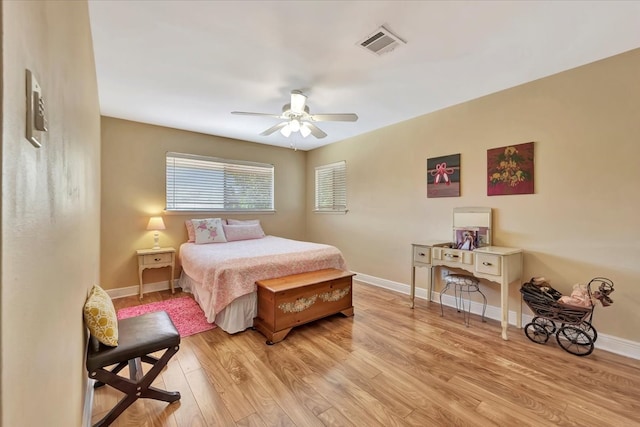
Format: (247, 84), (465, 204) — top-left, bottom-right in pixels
(146, 216), (166, 249)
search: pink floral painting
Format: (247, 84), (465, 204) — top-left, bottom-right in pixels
(487, 142), (534, 196)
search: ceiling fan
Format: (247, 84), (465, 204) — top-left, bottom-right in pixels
(231, 90), (358, 139)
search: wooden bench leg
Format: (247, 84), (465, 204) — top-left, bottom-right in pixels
(128, 357), (144, 382)
(93, 361), (128, 389)
(90, 345), (180, 427)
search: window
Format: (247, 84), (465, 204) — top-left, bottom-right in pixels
(166, 152), (274, 212)
(315, 161), (347, 213)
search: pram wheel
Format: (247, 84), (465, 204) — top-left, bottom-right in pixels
(556, 326), (594, 356)
(525, 322), (550, 344)
(533, 316), (556, 334)
(569, 321), (598, 343)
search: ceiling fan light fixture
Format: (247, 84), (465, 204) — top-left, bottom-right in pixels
(280, 124), (292, 137)
(289, 119), (301, 132)
(300, 123), (311, 138)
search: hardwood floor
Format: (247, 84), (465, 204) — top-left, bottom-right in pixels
(93, 282), (640, 426)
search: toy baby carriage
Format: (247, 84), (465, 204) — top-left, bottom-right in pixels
(520, 277), (614, 356)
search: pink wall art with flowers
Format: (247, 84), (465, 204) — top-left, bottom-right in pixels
(427, 153), (460, 198)
(487, 142), (534, 196)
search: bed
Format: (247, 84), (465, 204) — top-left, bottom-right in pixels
(177, 235), (348, 334)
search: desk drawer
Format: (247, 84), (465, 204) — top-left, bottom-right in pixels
(143, 253), (172, 265)
(413, 246), (431, 264)
(475, 253), (501, 276)
(433, 248), (474, 265)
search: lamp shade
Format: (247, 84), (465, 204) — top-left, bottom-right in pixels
(146, 216), (166, 231)
(300, 123), (312, 138)
(280, 124), (292, 137)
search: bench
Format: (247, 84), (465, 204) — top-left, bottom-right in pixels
(254, 268), (355, 344)
(86, 311), (181, 426)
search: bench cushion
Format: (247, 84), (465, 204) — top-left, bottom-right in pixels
(86, 311), (180, 372)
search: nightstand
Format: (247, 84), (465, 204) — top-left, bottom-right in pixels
(136, 247), (176, 299)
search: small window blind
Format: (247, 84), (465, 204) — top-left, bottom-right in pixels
(166, 152), (274, 212)
(315, 161), (347, 212)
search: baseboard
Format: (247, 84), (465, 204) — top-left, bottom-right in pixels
(106, 280), (178, 299)
(82, 378), (95, 427)
(353, 271), (640, 360)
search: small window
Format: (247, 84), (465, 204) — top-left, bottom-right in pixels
(315, 161), (347, 213)
(166, 152), (274, 212)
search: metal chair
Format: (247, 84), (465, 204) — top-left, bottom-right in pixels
(440, 273), (487, 326)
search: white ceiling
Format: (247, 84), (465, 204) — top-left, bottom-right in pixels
(88, 1), (640, 151)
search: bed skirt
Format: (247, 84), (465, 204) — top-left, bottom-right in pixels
(178, 270), (257, 334)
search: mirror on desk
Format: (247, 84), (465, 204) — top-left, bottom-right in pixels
(452, 207), (492, 249)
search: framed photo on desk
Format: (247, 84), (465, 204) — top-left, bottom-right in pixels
(455, 229), (477, 250)
(452, 207), (492, 247)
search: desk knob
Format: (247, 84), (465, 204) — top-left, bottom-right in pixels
(154, 257), (161, 261)
(482, 261), (492, 266)
(418, 252), (425, 256)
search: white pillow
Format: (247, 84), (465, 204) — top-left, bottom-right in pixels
(222, 223), (265, 241)
(191, 218), (227, 244)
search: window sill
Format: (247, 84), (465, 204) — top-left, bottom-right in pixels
(313, 209), (348, 215)
(164, 209), (276, 216)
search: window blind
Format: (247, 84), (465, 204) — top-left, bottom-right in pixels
(315, 161), (347, 212)
(166, 152), (274, 212)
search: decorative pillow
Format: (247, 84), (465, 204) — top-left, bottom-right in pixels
(222, 223), (265, 242)
(191, 218), (227, 244)
(83, 285), (118, 346)
(226, 218), (260, 225)
(186, 218), (228, 242)
(185, 219), (196, 242)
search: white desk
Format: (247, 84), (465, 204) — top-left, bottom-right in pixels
(411, 242), (523, 340)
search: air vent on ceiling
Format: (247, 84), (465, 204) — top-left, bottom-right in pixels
(358, 25), (406, 56)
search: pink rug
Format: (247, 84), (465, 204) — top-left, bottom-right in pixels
(117, 297), (216, 338)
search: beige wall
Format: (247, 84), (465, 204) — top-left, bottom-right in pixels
(100, 117), (307, 290)
(1, 1), (101, 426)
(306, 48), (640, 343)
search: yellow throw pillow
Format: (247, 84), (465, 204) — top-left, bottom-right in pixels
(83, 285), (118, 346)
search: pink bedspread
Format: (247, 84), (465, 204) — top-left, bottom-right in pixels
(179, 236), (347, 318)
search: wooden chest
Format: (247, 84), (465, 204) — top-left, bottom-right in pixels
(254, 268), (354, 344)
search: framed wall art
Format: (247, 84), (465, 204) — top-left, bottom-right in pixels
(487, 142), (534, 196)
(427, 153), (460, 198)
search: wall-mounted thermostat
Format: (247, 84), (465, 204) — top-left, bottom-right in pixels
(26, 69), (48, 148)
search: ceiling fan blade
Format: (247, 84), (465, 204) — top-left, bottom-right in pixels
(290, 90), (307, 114)
(309, 113), (358, 122)
(305, 122), (327, 139)
(232, 111), (282, 119)
(260, 122), (288, 136)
